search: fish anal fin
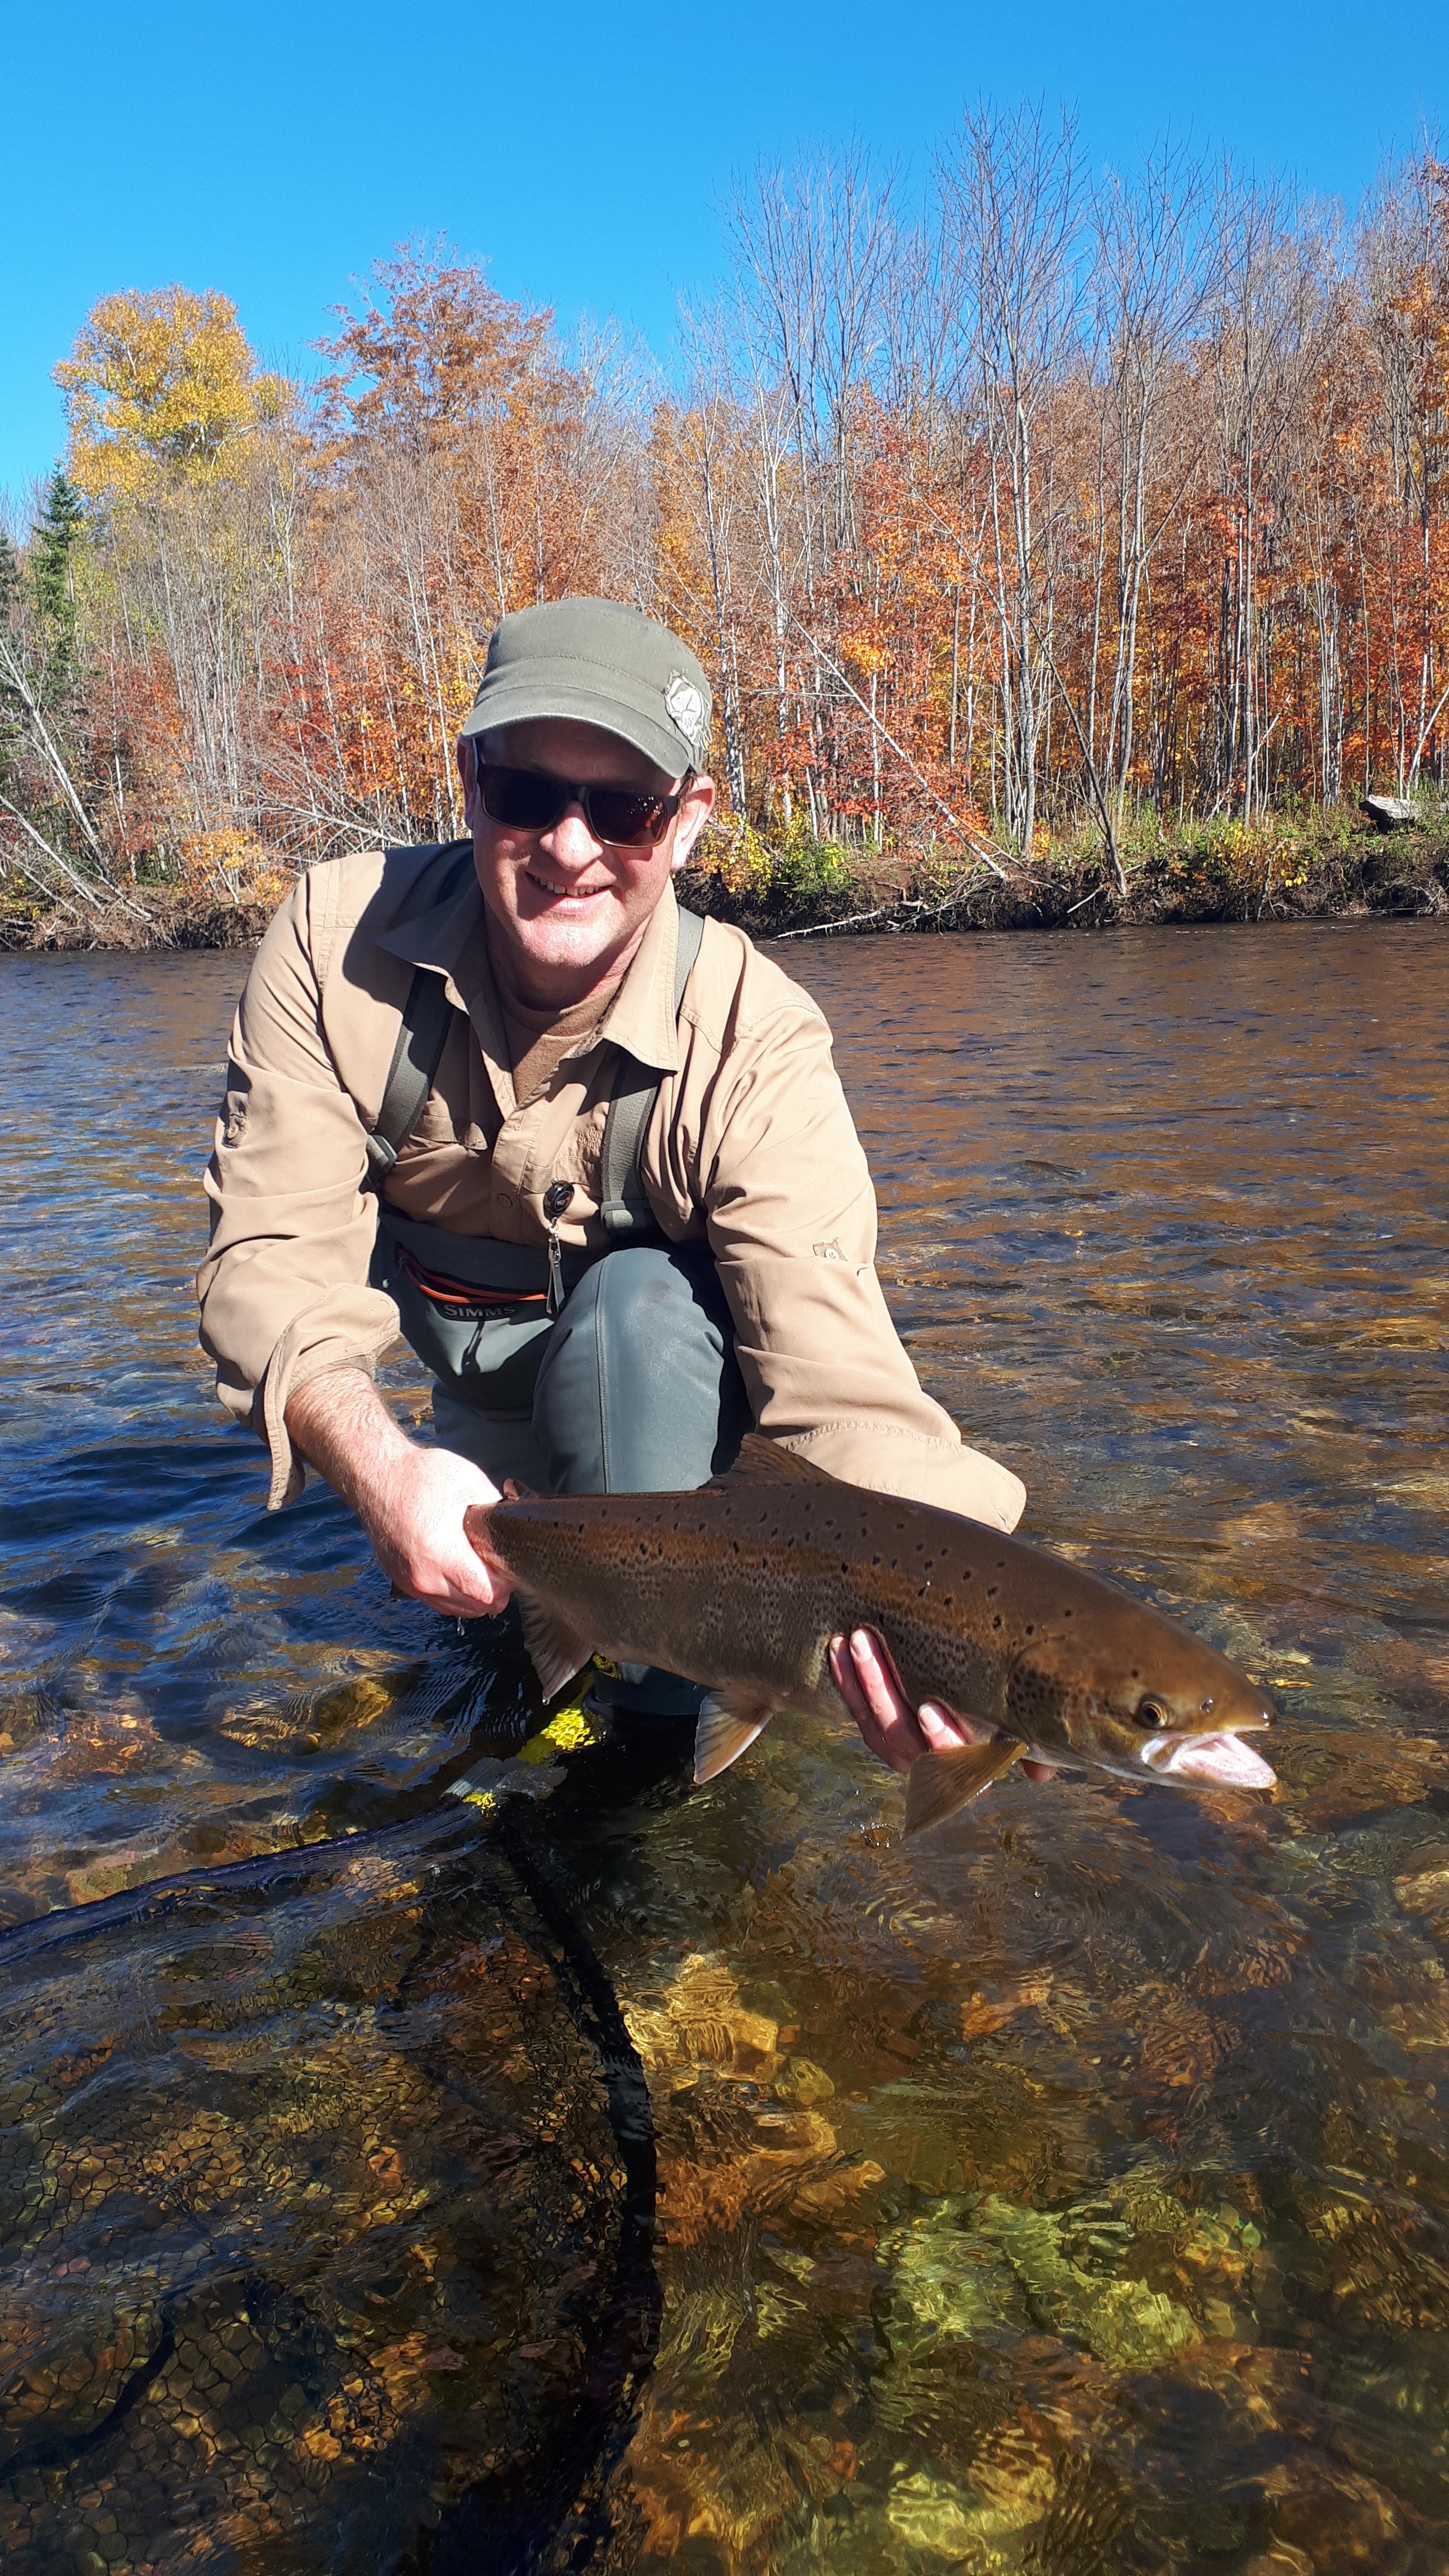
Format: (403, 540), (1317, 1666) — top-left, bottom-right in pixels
(904, 1737), (1024, 1834)
(708, 1434), (836, 1490)
(515, 1592), (594, 1702)
(694, 1683), (780, 1784)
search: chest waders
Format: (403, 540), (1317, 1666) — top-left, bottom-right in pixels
(365, 860), (706, 1428)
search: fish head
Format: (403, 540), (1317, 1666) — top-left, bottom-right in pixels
(1003, 1598), (1277, 1791)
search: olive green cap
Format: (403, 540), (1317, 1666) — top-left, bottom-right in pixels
(460, 595), (712, 779)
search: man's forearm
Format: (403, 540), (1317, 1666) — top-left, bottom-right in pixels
(285, 1367), (414, 1516)
(285, 1367), (509, 1618)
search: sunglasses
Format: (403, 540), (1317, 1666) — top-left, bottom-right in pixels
(476, 763), (685, 849)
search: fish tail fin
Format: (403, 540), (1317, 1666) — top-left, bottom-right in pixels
(694, 1686), (779, 1784)
(904, 1737), (1024, 1834)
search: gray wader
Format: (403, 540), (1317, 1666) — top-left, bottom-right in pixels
(365, 860), (747, 1717)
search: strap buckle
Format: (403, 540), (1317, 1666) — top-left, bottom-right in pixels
(543, 1178), (573, 1315)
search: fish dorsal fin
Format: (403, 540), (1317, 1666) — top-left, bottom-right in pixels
(904, 1737), (1024, 1834)
(708, 1434), (836, 1491)
(694, 1683), (780, 1783)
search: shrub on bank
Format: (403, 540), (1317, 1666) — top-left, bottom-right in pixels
(681, 803), (1449, 936)
(5, 802), (1447, 950)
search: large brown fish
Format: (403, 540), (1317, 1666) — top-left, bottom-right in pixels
(463, 1437), (1275, 1830)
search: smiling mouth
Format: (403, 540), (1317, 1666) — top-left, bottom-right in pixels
(524, 867), (613, 902)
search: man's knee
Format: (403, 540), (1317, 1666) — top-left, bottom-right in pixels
(533, 1244), (747, 1495)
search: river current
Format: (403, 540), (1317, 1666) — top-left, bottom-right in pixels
(0, 924), (1446, 2573)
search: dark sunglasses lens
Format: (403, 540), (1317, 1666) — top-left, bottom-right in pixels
(585, 788), (669, 846)
(479, 767), (565, 831)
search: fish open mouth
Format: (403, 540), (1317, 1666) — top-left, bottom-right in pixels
(1140, 1729), (1276, 1789)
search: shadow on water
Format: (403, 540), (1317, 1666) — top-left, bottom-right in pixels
(1, 927), (1447, 2571)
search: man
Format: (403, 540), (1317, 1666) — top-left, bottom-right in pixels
(201, 596), (1046, 1780)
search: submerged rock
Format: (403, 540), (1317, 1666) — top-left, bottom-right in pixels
(0, 1818), (647, 2575)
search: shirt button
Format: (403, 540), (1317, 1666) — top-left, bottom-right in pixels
(496, 1190), (514, 1210)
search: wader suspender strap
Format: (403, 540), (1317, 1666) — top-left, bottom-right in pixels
(598, 905), (705, 1235)
(364, 844), (476, 1185)
(366, 897), (707, 1220)
(364, 972), (458, 1181)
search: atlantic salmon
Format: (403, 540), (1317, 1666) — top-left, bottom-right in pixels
(463, 1437), (1275, 1830)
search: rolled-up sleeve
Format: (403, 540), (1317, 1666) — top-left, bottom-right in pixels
(685, 995), (1026, 1531)
(198, 874), (400, 1507)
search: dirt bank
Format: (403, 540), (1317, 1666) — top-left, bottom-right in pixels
(4, 812), (1447, 953)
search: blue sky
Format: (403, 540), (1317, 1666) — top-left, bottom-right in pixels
(3, 0), (1443, 512)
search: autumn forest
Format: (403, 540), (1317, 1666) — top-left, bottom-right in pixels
(5, 109), (1449, 940)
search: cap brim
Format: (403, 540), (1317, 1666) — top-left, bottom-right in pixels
(459, 675), (694, 779)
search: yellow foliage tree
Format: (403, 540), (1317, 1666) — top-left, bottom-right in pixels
(54, 286), (292, 499)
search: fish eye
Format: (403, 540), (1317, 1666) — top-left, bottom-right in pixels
(1135, 1697), (1171, 1730)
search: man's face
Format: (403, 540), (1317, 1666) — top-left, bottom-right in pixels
(457, 718), (714, 998)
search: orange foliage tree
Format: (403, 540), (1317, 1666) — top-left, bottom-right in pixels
(11, 148), (1449, 913)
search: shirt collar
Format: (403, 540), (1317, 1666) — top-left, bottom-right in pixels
(589, 882), (681, 1074)
(376, 861), (513, 1105)
(376, 868), (683, 1079)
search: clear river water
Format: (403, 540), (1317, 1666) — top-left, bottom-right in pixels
(0, 923), (1446, 2575)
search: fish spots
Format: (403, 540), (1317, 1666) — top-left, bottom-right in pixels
(993, 1614), (1002, 1629)
(987, 1585), (998, 1597)
(1024, 1623), (1034, 1636)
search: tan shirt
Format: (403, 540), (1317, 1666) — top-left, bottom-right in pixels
(199, 842), (1026, 1530)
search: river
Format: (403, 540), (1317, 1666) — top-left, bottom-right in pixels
(1, 924), (1446, 2574)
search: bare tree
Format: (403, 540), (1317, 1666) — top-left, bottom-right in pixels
(937, 102), (1083, 855)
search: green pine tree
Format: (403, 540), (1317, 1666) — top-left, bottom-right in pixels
(31, 467), (85, 695)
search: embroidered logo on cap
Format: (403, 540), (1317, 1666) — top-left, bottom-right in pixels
(664, 671), (707, 760)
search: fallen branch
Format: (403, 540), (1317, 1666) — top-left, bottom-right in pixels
(0, 847), (89, 927)
(787, 614), (1016, 882)
(1408, 680), (1449, 788)
(1027, 615), (1128, 898)
(0, 794), (110, 911)
(0, 638), (116, 879)
(0, 794), (154, 923)
(777, 868), (995, 937)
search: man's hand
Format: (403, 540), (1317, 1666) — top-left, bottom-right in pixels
(285, 1370), (512, 1618)
(828, 1627), (1057, 1782)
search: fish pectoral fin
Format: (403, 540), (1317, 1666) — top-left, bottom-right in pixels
(904, 1737), (1025, 1834)
(515, 1592), (595, 1702)
(694, 1685), (780, 1784)
(706, 1434), (836, 1490)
